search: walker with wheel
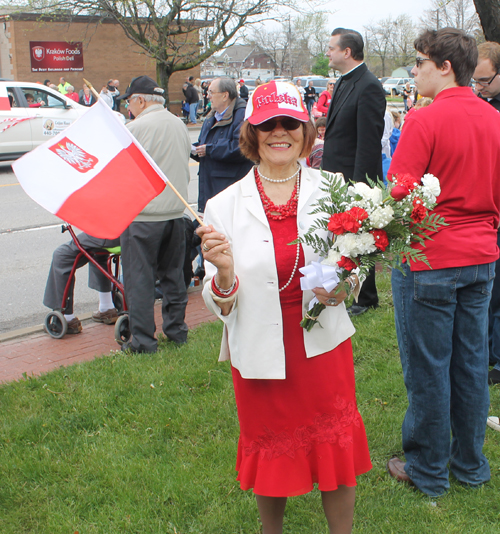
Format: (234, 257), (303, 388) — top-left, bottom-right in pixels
(43, 224), (131, 345)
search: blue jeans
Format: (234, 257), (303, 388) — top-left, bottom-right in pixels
(189, 103), (198, 124)
(489, 231), (500, 369)
(391, 262), (494, 496)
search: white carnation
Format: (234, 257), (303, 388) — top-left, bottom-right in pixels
(356, 232), (378, 254)
(321, 249), (342, 267)
(369, 205), (394, 228)
(421, 174), (441, 197)
(334, 232), (376, 257)
(334, 234), (358, 257)
(348, 182), (383, 206)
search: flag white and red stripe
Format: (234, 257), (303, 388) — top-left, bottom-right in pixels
(12, 100), (168, 238)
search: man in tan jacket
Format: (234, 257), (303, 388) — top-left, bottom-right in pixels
(118, 76), (191, 352)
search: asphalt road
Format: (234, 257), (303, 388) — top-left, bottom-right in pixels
(0, 128), (201, 335)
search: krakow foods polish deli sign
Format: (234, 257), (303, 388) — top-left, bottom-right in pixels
(30, 42), (84, 72)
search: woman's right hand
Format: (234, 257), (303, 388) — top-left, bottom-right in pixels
(196, 224), (234, 277)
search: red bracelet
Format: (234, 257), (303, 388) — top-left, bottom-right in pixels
(211, 275), (239, 298)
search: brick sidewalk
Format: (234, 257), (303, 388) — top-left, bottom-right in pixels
(0, 287), (217, 384)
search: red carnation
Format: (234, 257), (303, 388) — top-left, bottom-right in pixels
(328, 213), (346, 235)
(348, 206), (369, 222)
(410, 198), (427, 223)
(390, 184), (410, 201)
(396, 173), (421, 191)
(370, 229), (389, 251)
(342, 213), (362, 234)
(338, 256), (358, 271)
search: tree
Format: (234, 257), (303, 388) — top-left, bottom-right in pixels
(15, 0), (322, 105)
(391, 14), (417, 67)
(473, 0), (500, 42)
(364, 15), (417, 77)
(247, 25), (290, 75)
(420, 0), (481, 34)
(364, 18), (393, 76)
(311, 53), (329, 77)
(247, 12), (330, 77)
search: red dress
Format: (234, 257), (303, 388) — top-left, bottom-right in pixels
(231, 189), (372, 497)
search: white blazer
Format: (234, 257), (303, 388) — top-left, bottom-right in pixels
(202, 165), (356, 379)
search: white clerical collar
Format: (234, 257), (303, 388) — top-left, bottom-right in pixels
(340, 62), (364, 78)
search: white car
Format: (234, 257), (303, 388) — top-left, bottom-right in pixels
(382, 77), (414, 96)
(0, 81), (122, 161)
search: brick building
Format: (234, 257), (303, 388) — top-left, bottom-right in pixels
(0, 12), (200, 114)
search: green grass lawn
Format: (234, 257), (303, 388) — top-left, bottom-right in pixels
(1, 272), (500, 533)
(386, 96), (403, 103)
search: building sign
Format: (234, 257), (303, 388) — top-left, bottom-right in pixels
(30, 41), (84, 72)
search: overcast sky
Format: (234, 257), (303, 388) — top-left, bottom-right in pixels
(326, 0), (434, 33)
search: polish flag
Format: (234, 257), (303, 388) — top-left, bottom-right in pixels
(12, 99), (168, 238)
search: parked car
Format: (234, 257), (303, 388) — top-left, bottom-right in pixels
(292, 76), (330, 99)
(0, 81), (123, 161)
(382, 77), (415, 96)
(244, 79), (257, 89)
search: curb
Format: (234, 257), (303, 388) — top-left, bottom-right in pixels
(0, 285), (203, 344)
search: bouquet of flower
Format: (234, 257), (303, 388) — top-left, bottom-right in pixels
(298, 171), (447, 331)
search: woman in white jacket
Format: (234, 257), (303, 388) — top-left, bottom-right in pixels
(198, 82), (371, 534)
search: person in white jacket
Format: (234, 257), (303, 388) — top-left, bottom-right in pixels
(197, 81), (370, 534)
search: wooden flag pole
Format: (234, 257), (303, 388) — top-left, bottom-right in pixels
(164, 179), (205, 226)
(82, 78), (100, 101)
(84, 76), (205, 227)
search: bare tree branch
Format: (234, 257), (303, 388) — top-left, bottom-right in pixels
(11, 0), (326, 104)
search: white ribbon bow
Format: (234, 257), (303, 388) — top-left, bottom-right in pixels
(299, 261), (340, 310)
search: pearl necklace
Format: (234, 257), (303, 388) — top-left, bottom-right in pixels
(279, 226), (300, 292)
(279, 178), (301, 292)
(257, 164), (300, 183)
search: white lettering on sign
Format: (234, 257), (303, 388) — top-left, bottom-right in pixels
(46, 49), (81, 55)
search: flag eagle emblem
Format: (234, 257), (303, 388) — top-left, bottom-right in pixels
(49, 137), (99, 172)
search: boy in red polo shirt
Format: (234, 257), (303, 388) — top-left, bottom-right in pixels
(386, 28), (500, 497)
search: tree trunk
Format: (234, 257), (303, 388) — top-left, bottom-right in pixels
(474, 0), (500, 43)
(156, 62), (172, 108)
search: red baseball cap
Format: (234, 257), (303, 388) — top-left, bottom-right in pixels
(245, 81), (309, 125)
(239, 79), (245, 83)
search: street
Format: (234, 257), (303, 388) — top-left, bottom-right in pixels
(0, 128), (201, 335)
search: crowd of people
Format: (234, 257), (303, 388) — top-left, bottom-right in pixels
(41, 25), (500, 534)
(39, 76), (121, 109)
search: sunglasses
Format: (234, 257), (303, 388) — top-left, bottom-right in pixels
(415, 57), (433, 68)
(255, 118), (302, 132)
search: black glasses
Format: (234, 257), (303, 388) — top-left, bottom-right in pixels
(415, 57), (433, 68)
(472, 72), (499, 87)
(255, 118), (302, 132)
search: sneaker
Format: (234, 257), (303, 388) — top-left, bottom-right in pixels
(67, 317), (82, 334)
(92, 308), (118, 325)
(487, 416), (500, 432)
